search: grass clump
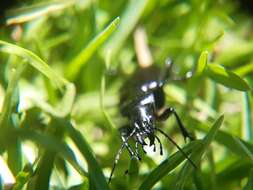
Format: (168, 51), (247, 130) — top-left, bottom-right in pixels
(0, 0), (253, 189)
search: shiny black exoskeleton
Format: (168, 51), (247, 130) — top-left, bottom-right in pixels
(109, 58), (195, 182)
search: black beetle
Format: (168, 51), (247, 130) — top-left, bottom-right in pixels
(109, 58), (196, 182)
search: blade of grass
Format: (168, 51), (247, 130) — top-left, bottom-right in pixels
(30, 150), (55, 190)
(67, 180), (89, 190)
(99, 52), (119, 145)
(175, 115), (224, 190)
(242, 92), (252, 140)
(206, 63), (250, 91)
(31, 83), (75, 118)
(0, 62), (26, 174)
(203, 31), (224, 50)
(128, 158), (139, 189)
(196, 50), (208, 75)
(0, 62), (26, 131)
(5, 0), (76, 25)
(7, 113), (23, 175)
(0, 40), (75, 117)
(234, 61), (253, 77)
(44, 33), (71, 50)
(208, 81), (219, 111)
(0, 40), (68, 89)
(216, 42), (253, 67)
(139, 140), (201, 190)
(13, 164), (33, 190)
(66, 122), (109, 190)
(206, 148), (217, 190)
(99, 73), (117, 131)
(192, 119), (253, 164)
(192, 168), (204, 190)
(243, 169), (253, 190)
(0, 175), (2, 190)
(12, 128), (87, 177)
(66, 17), (120, 80)
(232, 137), (253, 162)
(164, 84), (218, 118)
(206, 82), (218, 190)
(102, 0), (150, 61)
(217, 159), (252, 184)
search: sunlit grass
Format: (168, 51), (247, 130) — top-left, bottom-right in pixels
(0, 0), (253, 190)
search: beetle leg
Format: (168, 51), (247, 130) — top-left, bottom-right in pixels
(109, 128), (140, 183)
(135, 142), (141, 161)
(109, 143), (125, 183)
(156, 107), (194, 141)
(121, 136), (136, 158)
(141, 145), (147, 154)
(122, 127), (142, 161)
(153, 141), (156, 152)
(154, 127), (197, 169)
(154, 135), (163, 155)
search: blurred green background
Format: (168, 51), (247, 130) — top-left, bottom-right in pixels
(0, 0), (253, 189)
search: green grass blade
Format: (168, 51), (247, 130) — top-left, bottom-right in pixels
(242, 92), (252, 140)
(0, 40), (68, 89)
(196, 51), (208, 75)
(31, 151), (55, 190)
(206, 149), (217, 190)
(0, 62), (26, 174)
(99, 74), (117, 131)
(0, 41), (76, 118)
(7, 116), (22, 175)
(192, 121), (253, 164)
(102, 0), (150, 60)
(66, 17), (120, 80)
(192, 168), (205, 190)
(31, 83), (75, 118)
(13, 128), (87, 177)
(0, 62), (26, 176)
(139, 140), (201, 190)
(0, 62), (26, 130)
(99, 52), (117, 130)
(216, 42), (253, 67)
(66, 122), (109, 190)
(233, 137), (253, 162)
(13, 165), (33, 190)
(5, 0), (76, 25)
(0, 176), (2, 190)
(206, 63), (250, 91)
(175, 115), (224, 190)
(128, 158), (139, 189)
(217, 159), (251, 184)
(243, 169), (253, 190)
(44, 33), (71, 50)
(234, 61), (253, 77)
(68, 181), (89, 190)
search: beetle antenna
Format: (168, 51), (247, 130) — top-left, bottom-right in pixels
(154, 128), (197, 169)
(109, 143), (125, 183)
(159, 58), (173, 83)
(171, 71), (193, 81)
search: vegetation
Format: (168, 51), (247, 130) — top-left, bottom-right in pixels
(0, 0), (253, 189)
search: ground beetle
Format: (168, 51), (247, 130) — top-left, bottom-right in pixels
(109, 58), (196, 182)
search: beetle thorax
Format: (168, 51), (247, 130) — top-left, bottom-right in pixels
(132, 104), (155, 133)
